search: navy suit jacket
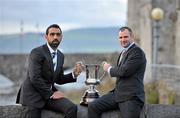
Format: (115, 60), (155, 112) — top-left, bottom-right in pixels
(16, 44), (76, 108)
(110, 44), (146, 103)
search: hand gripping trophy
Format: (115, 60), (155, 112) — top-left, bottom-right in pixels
(80, 61), (106, 106)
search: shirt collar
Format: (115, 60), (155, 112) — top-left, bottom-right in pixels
(47, 43), (57, 54)
(123, 42), (135, 52)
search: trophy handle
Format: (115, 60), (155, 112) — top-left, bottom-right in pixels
(99, 71), (106, 81)
(98, 61), (107, 81)
(99, 61), (107, 81)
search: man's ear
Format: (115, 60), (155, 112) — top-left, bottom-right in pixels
(44, 35), (47, 40)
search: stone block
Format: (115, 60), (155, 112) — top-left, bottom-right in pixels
(144, 104), (180, 118)
(1, 104), (180, 118)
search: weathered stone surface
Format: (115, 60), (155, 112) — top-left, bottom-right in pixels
(1, 104), (180, 118)
(145, 104), (180, 118)
(0, 105), (27, 118)
(128, 0), (178, 65)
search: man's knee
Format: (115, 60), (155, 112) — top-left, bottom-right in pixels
(64, 105), (77, 118)
(88, 102), (100, 113)
(66, 104), (77, 114)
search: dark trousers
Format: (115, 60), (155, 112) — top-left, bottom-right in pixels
(88, 92), (143, 118)
(25, 98), (77, 118)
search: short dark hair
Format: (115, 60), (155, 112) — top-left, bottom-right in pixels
(46, 24), (61, 35)
(119, 26), (133, 35)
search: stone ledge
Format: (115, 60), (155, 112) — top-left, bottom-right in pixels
(0, 104), (180, 118)
(144, 104), (180, 118)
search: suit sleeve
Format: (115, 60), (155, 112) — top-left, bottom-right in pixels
(55, 71), (77, 85)
(110, 47), (146, 78)
(55, 54), (77, 84)
(28, 49), (53, 100)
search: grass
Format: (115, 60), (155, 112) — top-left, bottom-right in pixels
(64, 77), (175, 105)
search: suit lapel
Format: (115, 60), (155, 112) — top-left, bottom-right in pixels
(118, 43), (136, 66)
(42, 44), (54, 72)
(117, 52), (122, 66)
(55, 51), (60, 73)
(119, 52), (128, 65)
(54, 50), (63, 76)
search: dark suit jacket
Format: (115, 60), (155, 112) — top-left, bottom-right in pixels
(110, 43), (146, 103)
(16, 44), (76, 108)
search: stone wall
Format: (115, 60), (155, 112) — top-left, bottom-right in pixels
(175, 8), (180, 65)
(128, 0), (180, 65)
(1, 104), (180, 118)
(0, 54), (28, 84)
(127, 0), (153, 65)
(0, 53), (118, 85)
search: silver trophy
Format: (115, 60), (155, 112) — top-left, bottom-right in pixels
(80, 63), (105, 106)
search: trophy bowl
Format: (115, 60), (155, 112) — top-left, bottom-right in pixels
(80, 64), (105, 106)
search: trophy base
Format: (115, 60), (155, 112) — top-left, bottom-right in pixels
(80, 90), (100, 106)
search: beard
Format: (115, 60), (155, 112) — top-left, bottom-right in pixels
(121, 41), (131, 48)
(49, 40), (60, 49)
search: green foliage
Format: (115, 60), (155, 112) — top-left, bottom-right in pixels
(167, 91), (175, 104)
(145, 80), (175, 104)
(65, 78), (176, 105)
(157, 80), (175, 104)
(145, 82), (159, 104)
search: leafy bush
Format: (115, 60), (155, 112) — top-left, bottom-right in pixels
(145, 82), (159, 104)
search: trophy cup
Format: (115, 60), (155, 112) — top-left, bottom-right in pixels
(80, 63), (105, 106)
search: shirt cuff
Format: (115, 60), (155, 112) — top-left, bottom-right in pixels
(72, 72), (76, 79)
(107, 66), (112, 74)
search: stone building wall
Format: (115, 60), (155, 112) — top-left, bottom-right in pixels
(128, 0), (180, 65)
(175, 2), (180, 65)
(127, 0), (152, 65)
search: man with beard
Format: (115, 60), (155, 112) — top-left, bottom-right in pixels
(88, 26), (146, 118)
(16, 24), (82, 118)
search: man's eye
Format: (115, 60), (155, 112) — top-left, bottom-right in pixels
(50, 33), (60, 36)
(119, 36), (128, 39)
(56, 33), (60, 36)
(50, 33), (55, 36)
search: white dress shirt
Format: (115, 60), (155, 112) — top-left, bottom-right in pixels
(47, 43), (57, 71)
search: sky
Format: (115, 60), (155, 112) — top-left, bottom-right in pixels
(0, 0), (127, 34)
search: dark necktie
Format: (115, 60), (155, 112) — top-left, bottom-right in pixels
(51, 52), (56, 59)
(51, 52), (56, 70)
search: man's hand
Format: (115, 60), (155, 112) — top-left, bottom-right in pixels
(50, 91), (65, 99)
(73, 62), (82, 77)
(102, 62), (111, 72)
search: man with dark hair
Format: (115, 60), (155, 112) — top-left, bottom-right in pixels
(16, 24), (82, 118)
(88, 26), (147, 118)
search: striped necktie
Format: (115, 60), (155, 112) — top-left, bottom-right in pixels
(52, 52), (56, 59)
(51, 52), (56, 71)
